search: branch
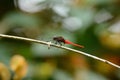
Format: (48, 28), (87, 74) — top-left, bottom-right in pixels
(0, 34), (120, 69)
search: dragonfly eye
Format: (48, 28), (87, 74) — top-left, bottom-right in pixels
(53, 37), (57, 40)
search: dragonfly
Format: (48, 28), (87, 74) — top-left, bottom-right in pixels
(53, 36), (84, 48)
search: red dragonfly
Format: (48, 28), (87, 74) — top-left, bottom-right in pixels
(53, 36), (84, 48)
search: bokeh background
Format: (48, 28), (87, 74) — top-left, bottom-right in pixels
(0, 0), (120, 80)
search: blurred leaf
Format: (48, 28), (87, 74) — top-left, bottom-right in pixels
(10, 55), (28, 80)
(3, 12), (40, 27)
(0, 63), (11, 80)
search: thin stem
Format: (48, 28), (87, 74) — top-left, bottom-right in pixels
(0, 34), (120, 69)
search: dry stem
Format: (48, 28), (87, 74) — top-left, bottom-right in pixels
(0, 34), (120, 69)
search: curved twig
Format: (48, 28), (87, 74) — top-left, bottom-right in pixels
(0, 34), (120, 69)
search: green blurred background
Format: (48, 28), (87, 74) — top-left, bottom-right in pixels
(0, 0), (120, 80)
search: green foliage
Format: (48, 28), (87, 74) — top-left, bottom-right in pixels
(0, 0), (120, 80)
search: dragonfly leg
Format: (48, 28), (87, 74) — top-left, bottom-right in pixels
(58, 42), (63, 46)
(55, 41), (58, 44)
